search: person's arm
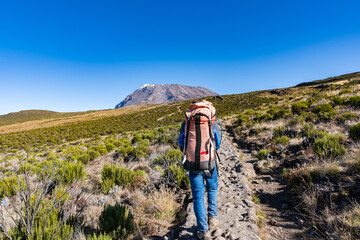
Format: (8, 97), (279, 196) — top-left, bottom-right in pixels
(178, 121), (186, 151)
(212, 122), (221, 150)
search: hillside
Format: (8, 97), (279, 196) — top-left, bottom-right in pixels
(1, 71), (360, 239)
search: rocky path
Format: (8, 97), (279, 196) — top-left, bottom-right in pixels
(178, 137), (262, 240)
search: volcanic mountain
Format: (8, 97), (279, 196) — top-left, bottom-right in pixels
(115, 84), (217, 108)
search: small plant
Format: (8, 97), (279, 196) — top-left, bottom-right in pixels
(274, 136), (290, 145)
(256, 149), (268, 160)
(312, 133), (346, 159)
(292, 101), (310, 115)
(349, 122), (360, 141)
(348, 96), (360, 108)
(312, 103), (337, 120)
(99, 203), (134, 239)
(100, 164), (145, 193)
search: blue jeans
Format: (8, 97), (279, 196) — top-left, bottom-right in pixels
(189, 166), (218, 232)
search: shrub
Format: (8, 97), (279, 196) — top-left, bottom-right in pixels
(235, 113), (249, 126)
(274, 136), (290, 145)
(89, 145), (108, 156)
(169, 164), (189, 188)
(330, 96), (346, 106)
(312, 103), (337, 120)
(342, 113), (358, 120)
(349, 122), (360, 141)
(348, 96), (360, 108)
(292, 101), (310, 115)
(134, 140), (149, 159)
(99, 203), (134, 239)
(100, 164), (145, 193)
(88, 233), (113, 240)
(105, 141), (116, 152)
(256, 149), (268, 160)
(132, 133), (142, 144)
(339, 89), (352, 95)
(249, 127), (263, 136)
(347, 156), (360, 173)
(312, 133), (346, 159)
(87, 148), (101, 161)
(0, 176), (22, 198)
(273, 126), (285, 138)
(301, 124), (327, 139)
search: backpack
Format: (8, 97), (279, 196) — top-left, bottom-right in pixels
(181, 100), (217, 171)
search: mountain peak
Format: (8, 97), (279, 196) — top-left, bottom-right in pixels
(115, 84), (217, 108)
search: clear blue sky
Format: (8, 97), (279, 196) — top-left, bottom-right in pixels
(1, 0), (360, 115)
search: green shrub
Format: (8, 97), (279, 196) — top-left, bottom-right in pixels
(39, 160), (86, 184)
(10, 199), (74, 239)
(330, 96), (346, 106)
(273, 126), (286, 138)
(88, 233), (113, 240)
(131, 133), (142, 144)
(249, 127), (263, 136)
(87, 148), (101, 161)
(169, 164), (189, 188)
(235, 113), (249, 126)
(339, 89), (352, 95)
(105, 141), (116, 152)
(99, 203), (134, 239)
(268, 106), (291, 120)
(256, 149), (268, 160)
(313, 133), (346, 158)
(348, 96), (360, 108)
(342, 113), (358, 119)
(301, 124), (327, 139)
(274, 136), (290, 145)
(100, 164), (145, 193)
(0, 176), (23, 198)
(349, 122), (360, 141)
(134, 140), (149, 159)
(292, 101), (310, 115)
(89, 145), (108, 156)
(312, 103), (337, 120)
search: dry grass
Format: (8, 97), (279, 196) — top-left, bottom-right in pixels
(0, 104), (162, 134)
(129, 188), (179, 235)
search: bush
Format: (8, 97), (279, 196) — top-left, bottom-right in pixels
(100, 164), (145, 193)
(88, 233), (113, 240)
(105, 141), (116, 152)
(313, 133), (346, 159)
(169, 164), (189, 188)
(349, 122), (360, 141)
(330, 96), (346, 106)
(87, 148), (101, 161)
(301, 124), (327, 139)
(132, 133), (142, 144)
(339, 89), (352, 95)
(99, 203), (134, 239)
(235, 113), (249, 126)
(348, 96), (360, 108)
(89, 145), (108, 156)
(0, 176), (22, 198)
(273, 126), (285, 139)
(256, 149), (268, 160)
(292, 101), (310, 115)
(274, 136), (290, 145)
(312, 103), (337, 120)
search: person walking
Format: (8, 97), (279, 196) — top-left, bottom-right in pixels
(178, 100), (221, 240)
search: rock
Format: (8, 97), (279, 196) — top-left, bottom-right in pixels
(212, 228), (224, 237)
(0, 197), (9, 207)
(261, 175), (273, 182)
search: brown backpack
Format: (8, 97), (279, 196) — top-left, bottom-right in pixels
(182, 100), (217, 171)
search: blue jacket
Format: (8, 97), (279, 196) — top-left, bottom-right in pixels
(178, 121), (221, 152)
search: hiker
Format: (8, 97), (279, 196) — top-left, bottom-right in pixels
(178, 100), (221, 240)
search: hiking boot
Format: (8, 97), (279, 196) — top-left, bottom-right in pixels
(197, 231), (209, 240)
(208, 217), (219, 229)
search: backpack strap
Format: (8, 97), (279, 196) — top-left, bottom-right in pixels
(195, 114), (201, 170)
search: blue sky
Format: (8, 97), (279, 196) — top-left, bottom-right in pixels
(0, 0), (360, 114)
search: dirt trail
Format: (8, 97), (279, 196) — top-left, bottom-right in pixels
(178, 137), (261, 240)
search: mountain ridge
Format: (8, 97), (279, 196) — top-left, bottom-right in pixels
(115, 83), (217, 108)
